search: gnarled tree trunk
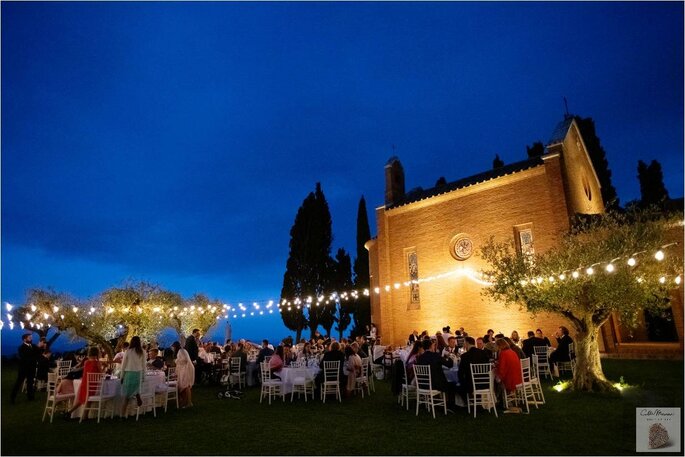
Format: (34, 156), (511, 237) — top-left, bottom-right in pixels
(563, 310), (617, 392)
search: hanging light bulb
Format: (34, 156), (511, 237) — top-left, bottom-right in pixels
(605, 264), (615, 273)
(676, 276), (682, 285)
(655, 250), (665, 261)
(572, 271), (580, 279)
(559, 274), (566, 281)
(659, 276), (666, 284)
(586, 267), (594, 275)
(627, 257), (636, 267)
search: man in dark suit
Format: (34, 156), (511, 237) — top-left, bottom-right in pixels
(522, 331), (548, 358)
(11, 333), (40, 403)
(256, 339), (274, 364)
(185, 328), (201, 382)
(185, 329), (200, 362)
(416, 338), (455, 405)
(456, 336), (491, 403)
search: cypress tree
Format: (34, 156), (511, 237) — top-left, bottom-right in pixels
(638, 159), (670, 208)
(492, 154), (504, 169)
(526, 142), (545, 158)
(352, 196), (372, 336)
(333, 248), (354, 340)
(280, 191), (317, 341)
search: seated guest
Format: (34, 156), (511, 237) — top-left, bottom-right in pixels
(268, 346), (285, 380)
(483, 335), (498, 356)
(416, 338), (455, 405)
(510, 330), (522, 347)
(503, 337), (526, 360)
(549, 326), (573, 369)
(148, 349), (165, 370)
(112, 342), (129, 363)
(163, 347), (176, 368)
(343, 345), (362, 397)
(442, 336), (458, 358)
(442, 326), (453, 343)
(495, 339), (522, 409)
(232, 342), (248, 372)
(536, 328), (552, 346)
(522, 331), (547, 358)
(316, 341), (345, 389)
(64, 347), (105, 418)
(257, 340), (274, 364)
(475, 337), (485, 350)
(283, 345), (297, 365)
(404, 341), (422, 383)
(435, 332), (447, 353)
(456, 336), (490, 403)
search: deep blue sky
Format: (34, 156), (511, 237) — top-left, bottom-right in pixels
(2, 2), (683, 349)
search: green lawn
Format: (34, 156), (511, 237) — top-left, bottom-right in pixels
(1, 359), (683, 456)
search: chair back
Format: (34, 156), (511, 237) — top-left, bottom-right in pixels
(470, 362), (493, 391)
(58, 360), (72, 370)
(260, 361), (273, 382)
(47, 372), (59, 396)
(533, 345), (549, 362)
(323, 360), (340, 382)
(413, 364), (432, 391)
(264, 355), (273, 363)
(521, 357), (532, 383)
(359, 358), (369, 378)
(167, 367), (177, 382)
(230, 357), (241, 374)
(85, 372), (106, 399)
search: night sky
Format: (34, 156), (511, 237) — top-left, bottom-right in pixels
(2, 2), (683, 349)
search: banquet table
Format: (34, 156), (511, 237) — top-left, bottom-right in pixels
(277, 366), (320, 395)
(71, 371), (166, 419)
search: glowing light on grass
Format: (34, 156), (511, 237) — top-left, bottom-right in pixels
(553, 381), (570, 392)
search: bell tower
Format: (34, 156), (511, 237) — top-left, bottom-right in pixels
(384, 156), (405, 207)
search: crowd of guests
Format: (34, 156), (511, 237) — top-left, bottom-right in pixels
(396, 325), (574, 412)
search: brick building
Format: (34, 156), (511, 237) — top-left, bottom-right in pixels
(366, 116), (683, 357)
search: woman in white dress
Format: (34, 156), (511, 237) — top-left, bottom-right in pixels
(172, 341), (195, 408)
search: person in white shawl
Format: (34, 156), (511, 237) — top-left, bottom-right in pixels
(172, 341), (195, 408)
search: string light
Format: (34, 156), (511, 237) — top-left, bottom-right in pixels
(605, 264), (615, 273)
(655, 250), (665, 261)
(627, 258), (636, 267)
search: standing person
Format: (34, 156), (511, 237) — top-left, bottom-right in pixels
(549, 326), (574, 371)
(64, 347), (104, 418)
(172, 341), (195, 408)
(10, 333), (40, 403)
(120, 336), (146, 417)
(495, 338), (522, 411)
(185, 329), (200, 362)
(369, 323), (378, 341)
(343, 345), (362, 398)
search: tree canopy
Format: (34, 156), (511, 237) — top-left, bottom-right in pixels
(480, 209), (682, 391)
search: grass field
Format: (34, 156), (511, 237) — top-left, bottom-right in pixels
(1, 358), (683, 456)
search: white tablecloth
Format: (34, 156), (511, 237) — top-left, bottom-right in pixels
(71, 371), (166, 419)
(277, 367), (320, 394)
